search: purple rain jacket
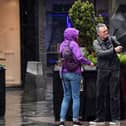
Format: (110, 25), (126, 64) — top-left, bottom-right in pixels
(59, 27), (91, 74)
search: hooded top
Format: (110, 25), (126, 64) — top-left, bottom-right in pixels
(64, 27), (79, 41)
(59, 27), (91, 74)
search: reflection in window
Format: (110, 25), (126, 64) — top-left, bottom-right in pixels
(46, 13), (72, 52)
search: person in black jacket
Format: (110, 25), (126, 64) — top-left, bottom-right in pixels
(89, 23), (123, 125)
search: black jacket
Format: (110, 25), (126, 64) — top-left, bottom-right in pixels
(93, 36), (121, 70)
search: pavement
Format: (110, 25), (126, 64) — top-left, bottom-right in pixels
(1, 66), (126, 126)
(0, 66), (56, 126)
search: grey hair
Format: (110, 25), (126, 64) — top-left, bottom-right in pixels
(96, 23), (106, 33)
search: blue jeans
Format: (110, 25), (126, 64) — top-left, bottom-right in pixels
(60, 72), (81, 121)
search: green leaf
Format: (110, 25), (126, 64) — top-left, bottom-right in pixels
(68, 0), (104, 51)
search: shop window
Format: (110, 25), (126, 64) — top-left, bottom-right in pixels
(46, 13), (72, 66)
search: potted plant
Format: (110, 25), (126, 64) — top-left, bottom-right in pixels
(68, 0), (104, 65)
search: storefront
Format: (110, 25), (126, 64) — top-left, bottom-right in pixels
(0, 0), (125, 87)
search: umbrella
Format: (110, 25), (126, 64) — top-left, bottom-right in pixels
(110, 4), (126, 49)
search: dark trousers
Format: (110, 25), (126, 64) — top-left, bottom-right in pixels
(96, 69), (120, 121)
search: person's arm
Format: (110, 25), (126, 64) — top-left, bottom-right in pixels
(93, 40), (114, 58)
(111, 36), (121, 46)
(70, 41), (92, 65)
(111, 36), (123, 53)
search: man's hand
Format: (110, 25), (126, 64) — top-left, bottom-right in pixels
(114, 46), (123, 53)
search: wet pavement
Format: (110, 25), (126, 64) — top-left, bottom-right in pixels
(1, 66), (126, 126)
(1, 67), (56, 126)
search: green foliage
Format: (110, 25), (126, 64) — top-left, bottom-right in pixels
(88, 54), (97, 65)
(69, 0), (104, 51)
(0, 64), (6, 69)
(117, 53), (126, 65)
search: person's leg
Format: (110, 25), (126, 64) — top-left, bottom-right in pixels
(109, 70), (120, 121)
(105, 81), (111, 121)
(70, 73), (81, 122)
(96, 69), (109, 121)
(60, 73), (71, 122)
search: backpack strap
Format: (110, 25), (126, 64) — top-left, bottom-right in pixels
(61, 41), (72, 57)
(67, 41), (71, 50)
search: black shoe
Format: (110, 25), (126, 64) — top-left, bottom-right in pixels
(89, 119), (105, 125)
(58, 121), (64, 126)
(73, 121), (82, 126)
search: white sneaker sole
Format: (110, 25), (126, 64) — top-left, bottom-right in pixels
(89, 121), (105, 125)
(109, 122), (120, 125)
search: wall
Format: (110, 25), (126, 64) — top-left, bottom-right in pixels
(0, 0), (21, 86)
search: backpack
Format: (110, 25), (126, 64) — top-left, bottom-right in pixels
(61, 42), (80, 72)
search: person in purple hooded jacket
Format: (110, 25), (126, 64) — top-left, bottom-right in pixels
(58, 27), (94, 126)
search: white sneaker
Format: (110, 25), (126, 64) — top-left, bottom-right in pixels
(89, 119), (105, 125)
(89, 122), (105, 125)
(109, 120), (120, 125)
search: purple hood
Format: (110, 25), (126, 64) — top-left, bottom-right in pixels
(64, 27), (79, 41)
